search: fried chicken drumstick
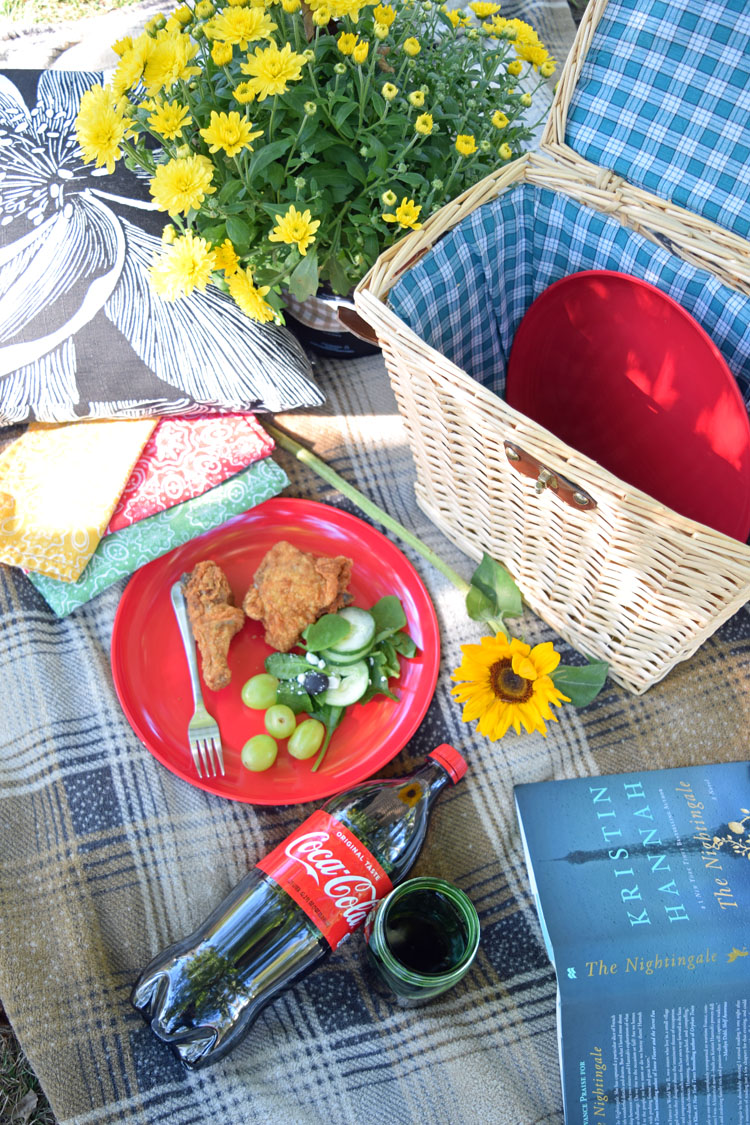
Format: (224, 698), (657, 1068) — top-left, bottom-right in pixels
(184, 560), (245, 691)
(243, 540), (353, 651)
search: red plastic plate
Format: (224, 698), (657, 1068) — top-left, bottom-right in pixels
(110, 498), (440, 805)
(506, 270), (750, 541)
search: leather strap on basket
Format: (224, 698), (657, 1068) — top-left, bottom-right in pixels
(504, 441), (597, 511)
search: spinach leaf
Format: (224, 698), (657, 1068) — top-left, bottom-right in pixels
(265, 652), (311, 680)
(303, 613), (350, 652)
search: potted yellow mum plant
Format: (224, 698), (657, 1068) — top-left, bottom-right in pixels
(75, 0), (555, 332)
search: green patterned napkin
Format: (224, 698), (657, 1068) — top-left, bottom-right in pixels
(26, 458), (289, 617)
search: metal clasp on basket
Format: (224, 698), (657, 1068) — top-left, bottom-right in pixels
(504, 442), (596, 511)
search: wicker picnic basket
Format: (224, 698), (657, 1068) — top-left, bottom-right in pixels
(353, 0), (750, 695)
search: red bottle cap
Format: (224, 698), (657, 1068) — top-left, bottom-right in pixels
(428, 744), (467, 784)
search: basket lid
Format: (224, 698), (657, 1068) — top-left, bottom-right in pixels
(550, 0), (750, 244)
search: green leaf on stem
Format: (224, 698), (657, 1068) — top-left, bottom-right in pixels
(288, 250), (320, 301)
(551, 660), (609, 708)
(466, 552), (522, 625)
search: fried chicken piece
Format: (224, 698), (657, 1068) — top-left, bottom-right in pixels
(184, 560), (245, 691)
(243, 540), (353, 652)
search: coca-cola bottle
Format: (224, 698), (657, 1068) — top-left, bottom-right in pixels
(131, 744), (466, 1069)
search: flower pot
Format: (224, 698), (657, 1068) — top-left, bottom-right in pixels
(284, 289), (380, 359)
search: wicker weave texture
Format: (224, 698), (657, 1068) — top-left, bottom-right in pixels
(356, 0), (750, 694)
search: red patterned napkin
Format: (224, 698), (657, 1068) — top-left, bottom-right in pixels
(106, 414), (275, 534)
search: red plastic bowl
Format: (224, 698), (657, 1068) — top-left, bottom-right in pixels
(506, 270), (750, 541)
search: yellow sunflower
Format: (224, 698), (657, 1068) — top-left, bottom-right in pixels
(450, 633), (569, 739)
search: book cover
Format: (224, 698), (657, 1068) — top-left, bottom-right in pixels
(514, 761), (750, 1125)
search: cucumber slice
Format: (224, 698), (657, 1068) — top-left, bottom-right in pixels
(321, 661), (370, 706)
(329, 607), (376, 654)
(320, 644), (372, 667)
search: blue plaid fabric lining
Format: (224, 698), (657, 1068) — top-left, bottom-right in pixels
(565, 0), (750, 241)
(388, 183), (750, 409)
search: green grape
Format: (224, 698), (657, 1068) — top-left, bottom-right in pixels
(287, 719), (326, 760)
(241, 735), (278, 772)
(264, 704), (297, 739)
(241, 673), (279, 710)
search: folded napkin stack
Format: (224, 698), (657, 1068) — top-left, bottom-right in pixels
(0, 414), (289, 617)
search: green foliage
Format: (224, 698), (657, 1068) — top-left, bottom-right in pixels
(466, 551), (523, 629)
(550, 660), (609, 707)
(106, 0), (555, 317)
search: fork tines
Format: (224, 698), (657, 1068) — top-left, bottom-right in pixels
(191, 738), (225, 778)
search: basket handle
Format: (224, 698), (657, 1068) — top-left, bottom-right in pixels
(504, 442), (597, 511)
(337, 305), (379, 345)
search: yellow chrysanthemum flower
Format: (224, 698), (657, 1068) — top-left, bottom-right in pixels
(337, 32), (358, 55)
(268, 204), (321, 256)
(403, 36), (421, 56)
(142, 28), (201, 96)
(414, 112), (433, 135)
(352, 40), (369, 63)
(408, 89), (425, 107)
(498, 142), (512, 160)
(507, 58), (523, 76)
(241, 41), (306, 100)
(162, 224), (177, 244)
(373, 22), (389, 39)
(149, 153), (216, 215)
(382, 197), (422, 230)
(381, 189), (397, 207)
(540, 58), (557, 77)
(211, 40), (234, 65)
(200, 110), (264, 156)
(111, 35), (134, 58)
(75, 84), (129, 173)
(307, 0), (369, 21)
(381, 82), (398, 100)
(228, 267), (276, 323)
(455, 133), (477, 155)
(312, 7), (332, 24)
(172, 5), (193, 26)
(213, 238), (240, 275)
(373, 3), (396, 25)
(491, 109), (509, 129)
(281, 0), (301, 11)
(469, 0), (500, 16)
(147, 100), (192, 140)
(111, 48), (147, 96)
(150, 230), (217, 300)
(233, 81), (256, 104)
(445, 9), (470, 28)
(451, 634), (569, 739)
(207, 6), (277, 50)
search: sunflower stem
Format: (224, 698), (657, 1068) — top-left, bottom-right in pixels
(264, 422), (487, 606)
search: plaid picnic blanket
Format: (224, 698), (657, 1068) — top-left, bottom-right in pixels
(1, 351), (749, 1125)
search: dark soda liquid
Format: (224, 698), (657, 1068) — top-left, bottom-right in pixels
(384, 888), (469, 975)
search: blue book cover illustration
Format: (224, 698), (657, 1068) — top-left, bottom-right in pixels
(514, 761), (750, 1125)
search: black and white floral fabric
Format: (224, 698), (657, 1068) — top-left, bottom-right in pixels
(0, 69), (323, 425)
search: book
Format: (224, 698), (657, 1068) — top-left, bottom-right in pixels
(514, 761), (750, 1125)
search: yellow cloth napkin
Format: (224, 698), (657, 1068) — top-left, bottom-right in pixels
(0, 419), (157, 581)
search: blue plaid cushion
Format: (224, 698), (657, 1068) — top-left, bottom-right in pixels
(565, 0), (750, 240)
(388, 183), (750, 409)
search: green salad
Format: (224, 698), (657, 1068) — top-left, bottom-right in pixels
(240, 595), (418, 772)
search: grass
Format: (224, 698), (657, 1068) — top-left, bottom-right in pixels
(0, 1007), (55, 1125)
(0, 0), (146, 24)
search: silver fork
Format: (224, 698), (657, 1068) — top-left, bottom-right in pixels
(171, 579), (225, 779)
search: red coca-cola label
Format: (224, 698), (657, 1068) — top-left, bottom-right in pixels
(257, 811), (392, 949)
